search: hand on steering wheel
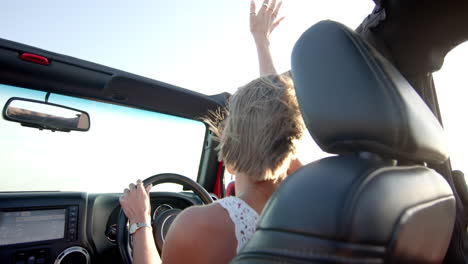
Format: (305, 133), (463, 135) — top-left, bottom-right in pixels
(117, 173), (214, 264)
(119, 179), (153, 226)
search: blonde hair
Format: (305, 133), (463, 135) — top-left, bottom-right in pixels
(205, 74), (304, 182)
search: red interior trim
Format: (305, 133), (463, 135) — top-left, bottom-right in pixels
(213, 161), (224, 198)
(226, 181), (235, 197)
(20, 53), (49, 65)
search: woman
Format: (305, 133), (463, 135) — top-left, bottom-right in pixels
(119, 1), (303, 263)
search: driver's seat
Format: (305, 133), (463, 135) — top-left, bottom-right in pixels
(232, 21), (455, 264)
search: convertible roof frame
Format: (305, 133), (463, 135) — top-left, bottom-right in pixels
(0, 38), (228, 120)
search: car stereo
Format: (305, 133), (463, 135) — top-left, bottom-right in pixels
(0, 205), (79, 246)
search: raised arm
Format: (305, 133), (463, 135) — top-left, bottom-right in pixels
(250, 0), (285, 76)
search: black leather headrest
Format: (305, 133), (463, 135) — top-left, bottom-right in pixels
(291, 20), (448, 163)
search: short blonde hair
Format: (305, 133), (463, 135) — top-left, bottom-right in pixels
(205, 74), (304, 182)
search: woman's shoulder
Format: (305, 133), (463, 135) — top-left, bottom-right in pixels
(162, 201), (236, 263)
(176, 201), (233, 230)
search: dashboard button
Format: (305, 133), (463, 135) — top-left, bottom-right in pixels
(27, 256), (35, 264)
(36, 258), (46, 264)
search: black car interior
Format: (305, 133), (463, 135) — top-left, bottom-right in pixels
(1, 0), (468, 263)
(232, 20), (456, 263)
(0, 38), (227, 264)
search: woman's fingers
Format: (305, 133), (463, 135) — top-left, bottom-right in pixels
(145, 184), (153, 194)
(262, 0), (269, 9)
(120, 188), (130, 206)
(250, 0), (284, 39)
(273, 1), (282, 15)
(120, 180), (152, 223)
(272, 16), (285, 31)
(269, 0), (277, 13)
(256, 0), (280, 21)
(123, 180), (149, 197)
(250, 0), (256, 29)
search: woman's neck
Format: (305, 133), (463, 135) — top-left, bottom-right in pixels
(235, 174), (283, 215)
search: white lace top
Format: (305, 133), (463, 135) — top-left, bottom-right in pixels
(216, 196), (259, 253)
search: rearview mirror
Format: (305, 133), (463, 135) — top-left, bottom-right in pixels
(3, 98), (90, 132)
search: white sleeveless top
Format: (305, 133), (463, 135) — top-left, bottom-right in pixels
(216, 196), (259, 253)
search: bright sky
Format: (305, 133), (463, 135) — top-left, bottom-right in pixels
(0, 0), (375, 94)
(1, 0), (466, 178)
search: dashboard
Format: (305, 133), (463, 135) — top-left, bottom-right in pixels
(0, 191), (203, 264)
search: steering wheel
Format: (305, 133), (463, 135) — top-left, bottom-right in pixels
(117, 173), (214, 263)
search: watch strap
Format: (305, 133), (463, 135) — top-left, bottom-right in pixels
(130, 222), (151, 235)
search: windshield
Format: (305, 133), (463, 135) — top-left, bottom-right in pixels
(0, 84), (206, 193)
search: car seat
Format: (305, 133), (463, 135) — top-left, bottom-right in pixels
(232, 20), (456, 264)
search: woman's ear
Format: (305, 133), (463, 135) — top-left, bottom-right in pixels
(226, 164), (235, 175)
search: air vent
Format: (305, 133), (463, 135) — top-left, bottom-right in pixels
(54, 246), (90, 264)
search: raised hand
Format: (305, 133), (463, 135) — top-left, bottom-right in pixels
(250, 0), (285, 44)
(249, 0), (285, 75)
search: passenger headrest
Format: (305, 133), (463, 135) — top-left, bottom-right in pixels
(291, 21), (448, 164)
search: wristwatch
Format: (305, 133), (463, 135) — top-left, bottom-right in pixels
(129, 222), (151, 235)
